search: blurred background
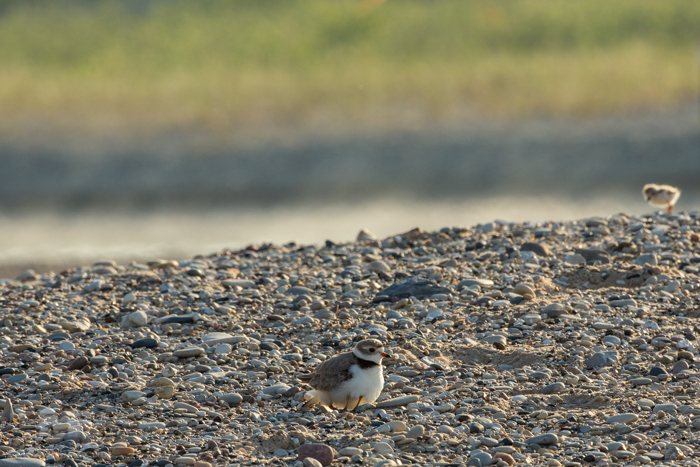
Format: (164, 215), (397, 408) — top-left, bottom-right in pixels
(0, 0), (699, 277)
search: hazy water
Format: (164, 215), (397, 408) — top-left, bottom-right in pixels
(0, 103), (698, 276)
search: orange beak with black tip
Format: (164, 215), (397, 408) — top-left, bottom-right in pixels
(381, 352), (388, 357)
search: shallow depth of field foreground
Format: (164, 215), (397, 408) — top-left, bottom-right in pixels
(1, 211), (700, 466)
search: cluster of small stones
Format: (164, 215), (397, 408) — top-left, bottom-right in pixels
(1, 211), (700, 467)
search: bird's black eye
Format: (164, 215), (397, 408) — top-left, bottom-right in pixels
(369, 348), (375, 353)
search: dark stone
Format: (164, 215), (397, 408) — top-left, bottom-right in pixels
(465, 241), (485, 251)
(506, 293), (524, 305)
(585, 351), (618, 368)
(376, 276), (452, 300)
(473, 297), (494, 306)
(131, 338), (159, 349)
(520, 242), (550, 257)
(540, 382), (565, 394)
(158, 314), (196, 324)
(59, 440), (77, 449)
(286, 286), (315, 296)
(49, 332), (71, 342)
(297, 443), (334, 466)
(469, 422), (484, 433)
(649, 367), (667, 377)
(672, 360), (689, 374)
(0, 368), (15, 375)
(68, 356), (89, 371)
(575, 248), (610, 264)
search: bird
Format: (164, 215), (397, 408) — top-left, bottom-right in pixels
(642, 184), (681, 214)
(299, 339), (387, 411)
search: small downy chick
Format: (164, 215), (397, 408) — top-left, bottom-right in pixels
(642, 184), (681, 214)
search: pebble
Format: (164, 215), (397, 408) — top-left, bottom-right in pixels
(302, 459), (323, 467)
(468, 450), (492, 466)
(112, 446), (135, 455)
(68, 356), (89, 371)
(173, 347), (204, 358)
(0, 460), (46, 467)
(406, 424), (425, 438)
(132, 337), (159, 348)
(379, 276), (452, 299)
(373, 442), (394, 456)
(525, 434), (559, 445)
(297, 444), (334, 466)
(672, 360), (689, 374)
(1, 399), (13, 422)
(541, 382), (565, 394)
(127, 310), (149, 327)
(585, 351), (618, 368)
(520, 242), (550, 257)
(606, 413), (638, 425)
(375, 395), (421, 408)
(634, 253), (658, 266)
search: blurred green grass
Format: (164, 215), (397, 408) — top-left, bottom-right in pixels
(1, 0), (699, 132)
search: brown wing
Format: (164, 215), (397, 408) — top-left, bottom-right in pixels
(303, 352), (356, 392)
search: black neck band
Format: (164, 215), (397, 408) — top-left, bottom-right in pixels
(355, 356), (379, 369)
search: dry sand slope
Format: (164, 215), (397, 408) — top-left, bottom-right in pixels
(1, 211), (700, 466)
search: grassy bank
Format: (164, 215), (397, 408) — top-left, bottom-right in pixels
(1, 0), (699, 133)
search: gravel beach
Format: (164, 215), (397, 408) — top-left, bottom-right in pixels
(1, 211), (700, 466)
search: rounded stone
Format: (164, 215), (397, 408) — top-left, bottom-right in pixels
(297, 443), (334, 466)
(513, 284), (535, 296)
(0, 460), (46, 467)
(525, 433), (559, 445)
(520, 242), (550, 257)
(128, 310), (149, 327)
(541, 382), (565, 394)
(220, 393), (243, 405)
(302, 459), (323, 467)
(112, 446), (135, 455)
(606, 413), (638, 425)
(406, 424), (425, 439)
(132, 338), (159, 348)
(373, 442), (394, 456)
(173, 347), (204, 358)
(68, 356), (89, 371)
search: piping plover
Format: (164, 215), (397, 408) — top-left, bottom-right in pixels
(299, 339), (386, 411)
(643, 183), (681, 214)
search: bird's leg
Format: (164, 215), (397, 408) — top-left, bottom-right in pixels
(346, 396), (360, 412)
(668, 204), (673, 214)
(302, 395), (321, 410)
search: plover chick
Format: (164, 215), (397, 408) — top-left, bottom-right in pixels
(643, 183), (681, 214)
(299, 339), (386, 411)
